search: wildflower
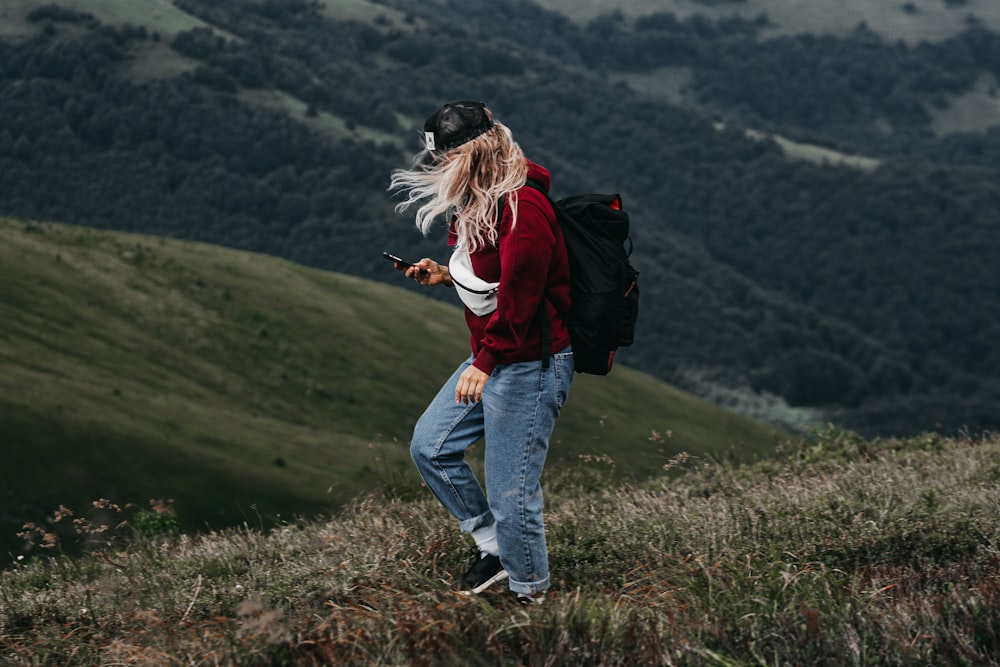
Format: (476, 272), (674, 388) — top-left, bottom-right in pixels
(52, 505), (74, 522)
(662, 451), (690, 472)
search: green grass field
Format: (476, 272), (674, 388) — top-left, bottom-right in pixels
(1, 217), (785, 557)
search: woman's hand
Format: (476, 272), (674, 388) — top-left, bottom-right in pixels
(403, 259), (452, 287)
(455, 365), (489, 404)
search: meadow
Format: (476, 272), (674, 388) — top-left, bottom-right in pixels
(2, 4), (999, 663)
(2, 429), (997, 665)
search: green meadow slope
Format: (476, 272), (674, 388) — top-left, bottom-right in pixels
(0, 218), (784, 554)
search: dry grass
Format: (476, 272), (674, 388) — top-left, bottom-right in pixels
(2, 429), (999, 665)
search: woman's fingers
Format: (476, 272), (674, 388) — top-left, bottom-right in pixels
(455, 367), (488, 404)
(407, 259), (435, 284)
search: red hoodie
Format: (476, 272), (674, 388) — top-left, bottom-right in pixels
(449, 161), (572, 374)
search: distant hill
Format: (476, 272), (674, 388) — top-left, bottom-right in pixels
(0, 217), (783, 556)
(537, 0), (1000, 44)
(1, 0), (998, 437)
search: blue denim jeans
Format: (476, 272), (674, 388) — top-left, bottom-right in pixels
(410, 347), (573, 595)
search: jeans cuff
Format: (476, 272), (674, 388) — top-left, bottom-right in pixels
(458, 512), (494, 534)
(506, 575), (549, 596)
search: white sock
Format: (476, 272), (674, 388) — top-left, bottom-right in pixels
(471, 524), (499, 557)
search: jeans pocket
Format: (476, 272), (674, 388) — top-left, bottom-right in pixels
(553, 350), (574, 408)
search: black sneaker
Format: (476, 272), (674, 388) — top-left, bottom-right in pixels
(459, 552), (508, 594)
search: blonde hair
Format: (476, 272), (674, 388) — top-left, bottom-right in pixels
(390, 120), (528, 251)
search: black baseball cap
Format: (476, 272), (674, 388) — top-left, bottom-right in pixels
(423, 101), (495, 155)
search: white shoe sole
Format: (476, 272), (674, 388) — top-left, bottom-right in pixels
(517, 593), (545, 606)
(462, 569), (509, 595)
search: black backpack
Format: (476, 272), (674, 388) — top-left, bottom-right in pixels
(527, 180), (640, 375)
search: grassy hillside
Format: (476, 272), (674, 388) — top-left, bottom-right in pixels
(1, 0), (213, 38)
(537, 0), (1000, 42)
(2, 430), (997, 665)
(0, 217), (784, 556)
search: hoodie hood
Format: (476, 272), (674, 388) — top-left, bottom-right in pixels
(525, 159), (550, 192)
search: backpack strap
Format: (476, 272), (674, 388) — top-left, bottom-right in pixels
(539, 304), (552, 370)
(523, 178), (563, 370)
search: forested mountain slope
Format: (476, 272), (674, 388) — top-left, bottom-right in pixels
(1, 0), (998, 436)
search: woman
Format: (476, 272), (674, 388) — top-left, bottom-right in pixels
(389, 101), (573, 605)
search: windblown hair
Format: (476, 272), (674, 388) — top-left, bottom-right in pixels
(390, 120), (528, 252)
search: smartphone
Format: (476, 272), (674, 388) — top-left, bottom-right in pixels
(383, 251), (414, 268)
(383, 251), (428, 274)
